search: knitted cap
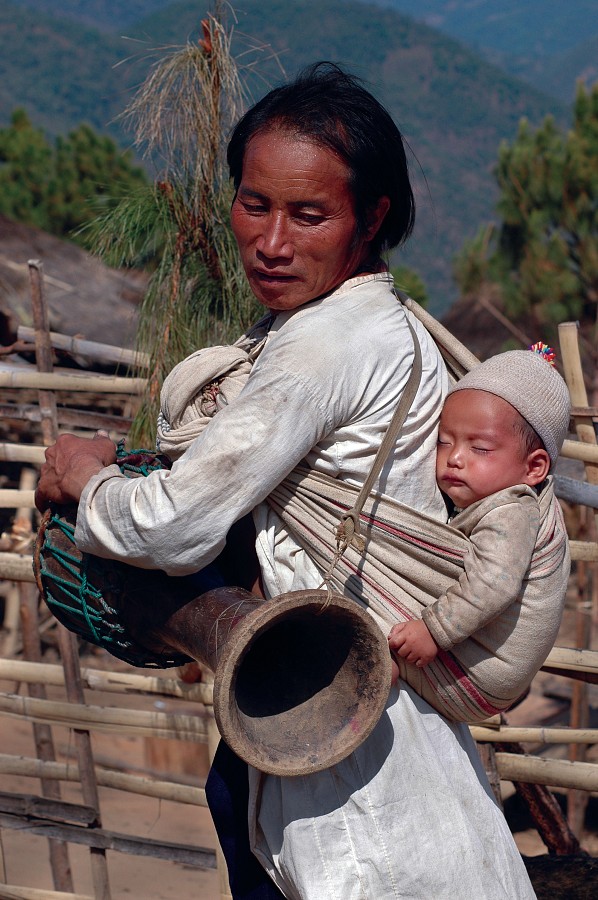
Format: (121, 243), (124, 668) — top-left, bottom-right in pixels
(450, 350), (571, 468)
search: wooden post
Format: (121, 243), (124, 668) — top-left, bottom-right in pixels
(558, 321), (598, 838)
(28, 259), (112, 899)
(16, 467), (74, 892)
(28, 261), (58, 446)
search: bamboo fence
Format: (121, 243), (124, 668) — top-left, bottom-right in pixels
(0, 264), (597, 896)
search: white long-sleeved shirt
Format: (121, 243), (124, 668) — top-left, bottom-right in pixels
(76, 272), (448, 593)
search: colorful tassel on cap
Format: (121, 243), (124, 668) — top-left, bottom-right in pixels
(528, 342), (556, 366)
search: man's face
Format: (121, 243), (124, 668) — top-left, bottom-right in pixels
(230, 129), (380, 311)
(436, 390), (542, 508)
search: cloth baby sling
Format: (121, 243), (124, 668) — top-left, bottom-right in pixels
(157, 292), (566, 724)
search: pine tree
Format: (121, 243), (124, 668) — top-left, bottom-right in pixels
(84, 9), (265, 445)
(455, 82), (598, 341)
(0, 109), (148, 239)
(0, 109), (53, 229)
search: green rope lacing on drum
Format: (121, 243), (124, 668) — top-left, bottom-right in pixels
(37, 446), (189, 666)
(39, 513), (128, 649)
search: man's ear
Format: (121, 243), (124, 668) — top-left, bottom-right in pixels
(365, 196), (391, 241)
(525, 448), (551, 486)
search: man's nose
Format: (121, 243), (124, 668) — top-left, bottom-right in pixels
(257, 212), (293, 259)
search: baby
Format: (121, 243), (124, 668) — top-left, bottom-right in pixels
(388, 347), (571, 714)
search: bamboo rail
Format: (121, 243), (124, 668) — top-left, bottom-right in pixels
(0, 887), (92, 900)
(2, 436), (596, 465)
(495, 754), (598, 792)
(0, 553), (36, 582)
(0, 754), (206, 807)
(470, 724), (598, 745)
(562, 438), (598, 464)
(17, 326), (150, 370)
(0, 442), (46, 464)
(569, 541), (598, 561)
(0, 490), (35, 509)
(0, 368), (145, 395)
(0, 692), (209, 742)
(0, 810), (216, 869)
(0, 659), (213, 705)
(558, 321), (597, 835)
(0, 403), (133, 434)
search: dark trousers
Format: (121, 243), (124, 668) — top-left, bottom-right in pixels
(206, 740), (286, 900)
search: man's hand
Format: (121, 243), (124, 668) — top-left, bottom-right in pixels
(388, 619), (438, 668)
(35, 431), (117, 512)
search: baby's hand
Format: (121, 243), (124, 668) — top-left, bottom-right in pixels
(388, 620), (438, 668)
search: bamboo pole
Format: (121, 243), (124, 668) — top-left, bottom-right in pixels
(0, 887), (93, 900)
(0, 583), (20, 658)
(57, 627), (112, 900)
(14, 461), (74, 893)
(542, 645), (598, 682)
(562, 438), (598, 464)
(17, 326), (150, 370)
(0, 693), (209, 742)
(495, 753), (598, 793)
(545, 646), (598, 674)
(29, 261), (59, 446)
(470, 725), (598, 744)
(0, 404), (134, 434)
(558, 321), (597, 837)
(0, 368), (145, 395)
(0, 443), (45, 464)
(0, 554), (35, 582)
(569, 540), (598, 562)
(560, 323), (598, 488)
(0, 811), (216, 869)
(0, 491), (36, 509)
(0, 754), (207, 808)
(0, 659), (213, 706)
(30, 259), (112, 900)
(495, 746), (582, 856)
(402, 295), (480, 376)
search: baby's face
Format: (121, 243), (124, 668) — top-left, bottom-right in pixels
(436, 390), (539, 508)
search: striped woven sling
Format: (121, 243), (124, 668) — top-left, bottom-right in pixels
(157, 294), (567, 723)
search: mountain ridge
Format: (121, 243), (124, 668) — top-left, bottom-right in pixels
(1, 0), (570, 313)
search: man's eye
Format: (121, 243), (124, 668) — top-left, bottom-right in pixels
(240, 201), (266, 214)
(295, 212), (325, 224)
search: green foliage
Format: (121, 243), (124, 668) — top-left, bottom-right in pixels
(0, 109), (53, 229)
(390, 265), (428, 307)
(0, 109), (148, 241)
(455, 82), (598, 335)
(89, 12), (262, 445)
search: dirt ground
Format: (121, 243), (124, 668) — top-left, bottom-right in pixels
(0, 590), (597, 899)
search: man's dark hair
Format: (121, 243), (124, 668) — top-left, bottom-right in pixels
(227, 62), (415, 256)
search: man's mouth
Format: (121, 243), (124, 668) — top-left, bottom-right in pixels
(254, 269), (297, 283)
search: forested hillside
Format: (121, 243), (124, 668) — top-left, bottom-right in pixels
(370, 0), (598, 103)
(1, 0), (570, 312)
